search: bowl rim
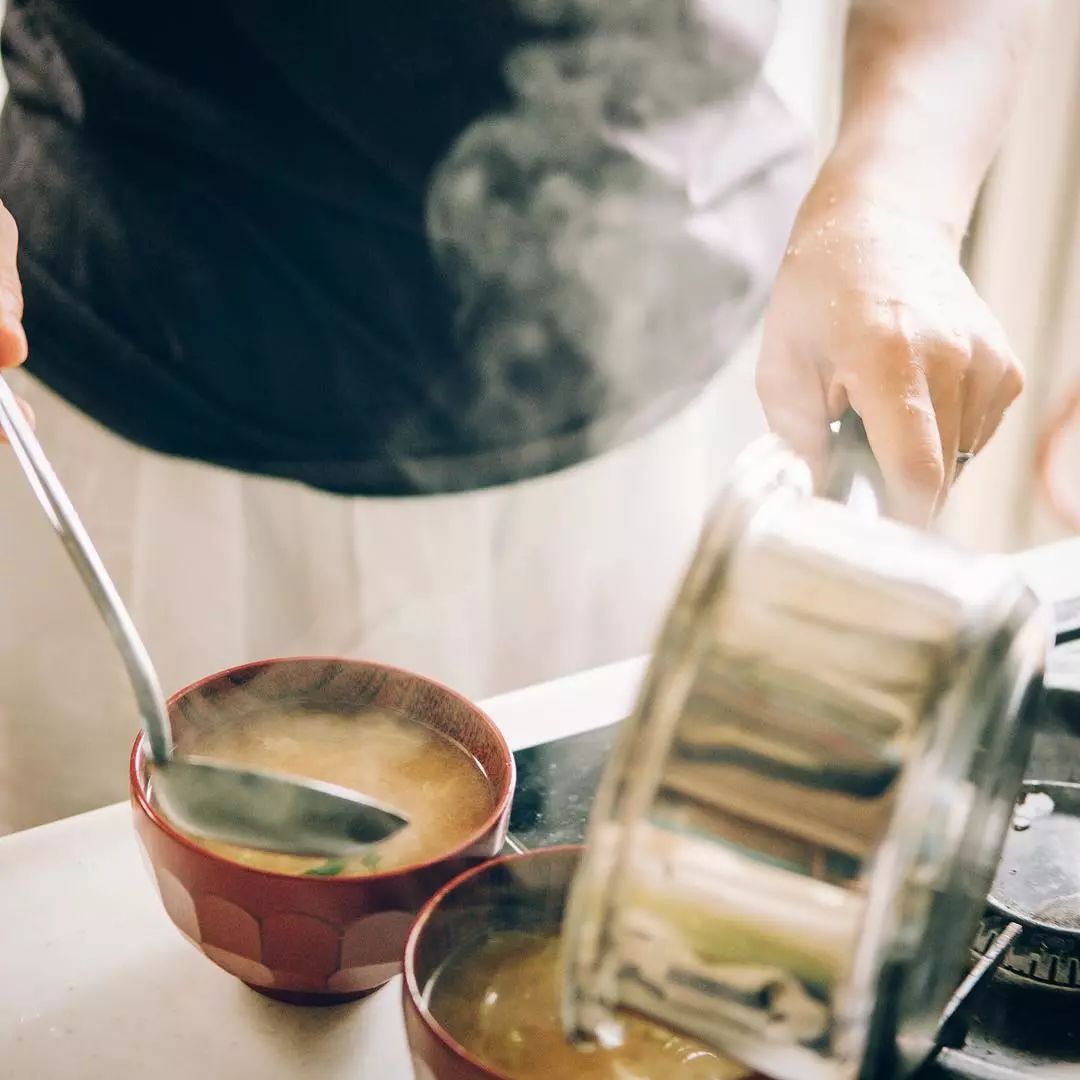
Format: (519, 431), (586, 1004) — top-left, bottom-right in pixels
(129, 655), (516, 885)
(402, 844), (584, 1080)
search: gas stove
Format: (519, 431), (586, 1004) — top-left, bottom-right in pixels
(507, 615), (1080, 1080)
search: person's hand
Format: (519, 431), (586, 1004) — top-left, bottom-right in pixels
(756, 178), (1023, 525)
(0, 199), (32, 441)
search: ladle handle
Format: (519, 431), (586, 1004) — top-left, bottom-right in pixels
(0, 375), (172, 763)
(825, 408), (885, 517)
(932, 920), (1023, 1056)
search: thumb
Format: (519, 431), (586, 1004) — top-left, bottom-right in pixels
(0, 200), (28, 369)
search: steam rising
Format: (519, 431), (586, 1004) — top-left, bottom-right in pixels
(424, 0), (806, 462)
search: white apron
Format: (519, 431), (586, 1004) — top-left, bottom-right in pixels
(0, 341), (765, 834)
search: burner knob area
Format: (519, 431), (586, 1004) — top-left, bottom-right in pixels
(973, 915), (1080, 991)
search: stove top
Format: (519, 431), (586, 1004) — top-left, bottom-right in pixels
(933, 982), (1080, 1079)
(507, 658), (1080, 1080)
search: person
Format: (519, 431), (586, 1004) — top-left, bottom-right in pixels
(0, 0), (1041, 833)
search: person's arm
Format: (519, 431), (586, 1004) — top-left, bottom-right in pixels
(757, 0), (1045, 524)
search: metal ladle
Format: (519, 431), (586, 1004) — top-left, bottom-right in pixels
(0, 375), (408, 855)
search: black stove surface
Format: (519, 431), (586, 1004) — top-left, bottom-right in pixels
(933, 982), (1080, 1079)
(927, 697), (1080, 1080)
(508, 680), (1080, 1080)
(509, 720), (620, 849)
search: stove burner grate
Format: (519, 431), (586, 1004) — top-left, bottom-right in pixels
(968, 781), (1080, 995)
(972, 916), (1080, 991)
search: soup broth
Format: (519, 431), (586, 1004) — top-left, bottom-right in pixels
(162, 706), (495, 876)
(428, 929), (752, 1079)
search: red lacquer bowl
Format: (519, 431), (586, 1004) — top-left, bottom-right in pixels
(403, 847), (767, 1080)
(131, 657), (514, 1005)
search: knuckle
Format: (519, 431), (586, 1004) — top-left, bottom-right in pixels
(933, 339), (972, 375)
(1001, 359), (1025, 398)
(897, 448), (946, 494)
(870, 325), (915, 361)
(839, 331), (912, 392)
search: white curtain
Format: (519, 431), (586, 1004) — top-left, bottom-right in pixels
(941, 0), (1080, 553)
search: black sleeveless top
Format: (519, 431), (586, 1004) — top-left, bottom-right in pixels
(0, 0), (807, 494)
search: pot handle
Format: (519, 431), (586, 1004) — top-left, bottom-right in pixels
(824, 409), (885, 517)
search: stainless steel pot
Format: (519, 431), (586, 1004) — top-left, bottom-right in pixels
(561, 424), (1048, 1080)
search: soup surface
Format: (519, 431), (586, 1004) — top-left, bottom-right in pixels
(165, 706), (495, 875)
(429, 929), (753, 1079)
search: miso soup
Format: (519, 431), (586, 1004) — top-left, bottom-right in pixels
(429, 929), (753, 1079)
(163, 706), (495, 876)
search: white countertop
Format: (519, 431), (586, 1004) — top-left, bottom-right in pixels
(0, 657), (645, 1080)
(2, 538), (1078, 1080)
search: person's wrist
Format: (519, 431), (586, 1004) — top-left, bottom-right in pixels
(798, 150), (968, 255)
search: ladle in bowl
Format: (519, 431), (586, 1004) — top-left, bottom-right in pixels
(0, 375), (408, 855)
